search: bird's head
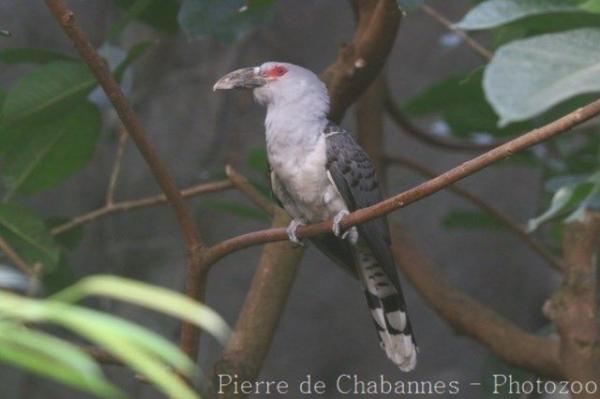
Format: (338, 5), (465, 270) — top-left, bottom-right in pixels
(213, 62), (329, 111)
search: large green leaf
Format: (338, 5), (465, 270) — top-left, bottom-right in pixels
(0, 203), (60, 270)
(0, 290), (201, 399)
(1, 102), (101, 198)
(0, 48), (72, 64)
(178, 0), (275, 42)
(456, 0), (584, 30)
(484, 28), (600, 125)
(0, 61), (96, 126)
(403, 70), (529, 137)
(114, 0), (180, 34)
(53, 275), (231, 344)
(0, 325), (122, 398)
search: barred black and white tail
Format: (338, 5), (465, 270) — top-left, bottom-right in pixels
(356, 246), (417, 371)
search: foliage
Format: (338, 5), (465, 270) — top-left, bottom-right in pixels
(401, 0), (600, 235)
(0, 275), (230, 399)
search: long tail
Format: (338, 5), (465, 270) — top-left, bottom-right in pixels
(355, 245), (417, 371)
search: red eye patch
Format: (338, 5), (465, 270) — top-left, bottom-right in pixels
(265, 65), (288, 78)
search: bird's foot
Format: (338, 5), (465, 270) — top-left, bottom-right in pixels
(332, 210), (358, 244)
(286, 219), (306, 247)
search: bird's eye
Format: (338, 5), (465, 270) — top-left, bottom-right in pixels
(266, 65), (288, 78)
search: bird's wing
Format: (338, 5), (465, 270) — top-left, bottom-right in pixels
(324, 124), (403, 293)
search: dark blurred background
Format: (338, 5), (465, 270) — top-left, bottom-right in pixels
(0, 1), (558, 397)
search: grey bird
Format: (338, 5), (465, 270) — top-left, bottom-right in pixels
(214, 62), (417, 371)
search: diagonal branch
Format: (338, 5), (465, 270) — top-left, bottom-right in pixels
(385, 87), (504, 152)
(385, 156), (565, 271)
(203, 97), (600, 266)
(105, 127), (128, 206)
(43, 0), (208, 361)
(0, 235), (35, 277)
(420, 3), (492, 61)
(390, 223), (563, 378)
(51, 180), (233, 236)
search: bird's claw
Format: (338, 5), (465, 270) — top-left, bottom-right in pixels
(333, 210), (358, 244)
(286, 219), (306, 247)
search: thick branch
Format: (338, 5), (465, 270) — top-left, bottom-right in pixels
(321, 0), (402, 123)
(385, 156), (564, 271)
(211, 210), (304, 398)
(547, 212), (600, 394)
(204, 98), (600, 265)
(51, 180), (233, 236)
(390, 224), (563, 378)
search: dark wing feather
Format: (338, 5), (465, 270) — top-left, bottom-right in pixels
(325, 125), (404, 294)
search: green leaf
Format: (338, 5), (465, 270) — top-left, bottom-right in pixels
(456, 0), (583, 30)
(53, 275), (231, 344)
(580, 0), (600, 12)
(0, 291), (201, 399)
(2, 102), (101, 198)
(0, 203), (59, 271)
(403, 70), (529, 137)
(0, 61), (96, 126)
(442, 210), (506, 230)
(0, 325), (122, 398)
(178, 0), (275, 42)
(46, 218), (83, 251)
(484, 28), (600, 126)
(247, 147), (269, 174)
(0, 29), (10, 37)
(42, 257), (76, 295)
(114, 0), (181, 34)
(204, 199), (269, 220)
(0, 48), (72, 64)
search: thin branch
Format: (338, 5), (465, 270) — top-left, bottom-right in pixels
(385, 156), (565, 271)
(390, 223), (563, 378)
(0, 235), (35, 277)
(51, 180), (233, 236)
(225, 165), (276, 216)
(385, 87), (503, 152)
(106, 128), (128, 206)
(203, 98), (600, 266)
(420, 3), (492, 61)
(321, 0), (402, 123)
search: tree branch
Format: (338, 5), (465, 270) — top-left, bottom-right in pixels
(50, 180), (233, 236)
(211, 210), (304, 398)
(225, 165), (276, 216)
(321, 0), (402, 123)
(203, 97), (600, 266)
(390, 223), (563, 378)
(546, 212), (600, 392)
(105, 127), (128, 206)
(420, 3), (492, 61)
(0, 235), (35, 277)
(43, 0), (209, 361)
(385, 156), (565, 271)
(384, 87), (503, 152)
